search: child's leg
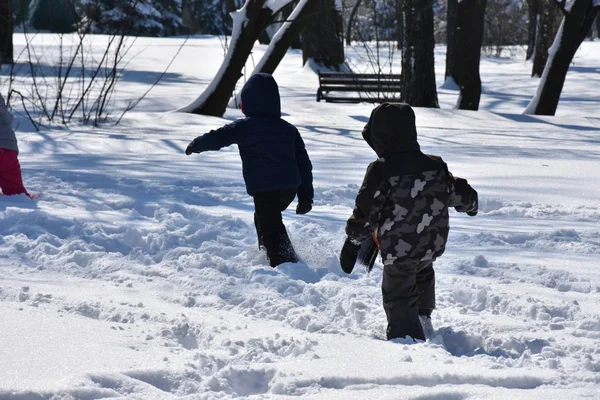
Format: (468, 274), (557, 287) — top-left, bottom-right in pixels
(254, 213), (264, 249)
(274, 189), (298, 262)
(0, 149), (30, 197)
(416, 261), (435, 338)
(415, 261), (435, 315)
(255, 189), (295, 243)
(277, 189), (296, 211)
(253, 189), (298, 267)
(381, 263), (425, 341)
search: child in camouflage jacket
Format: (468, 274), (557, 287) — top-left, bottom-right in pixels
(340, 103), (478, 341)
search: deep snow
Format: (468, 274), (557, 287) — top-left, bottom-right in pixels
(1, 35), (599, 399)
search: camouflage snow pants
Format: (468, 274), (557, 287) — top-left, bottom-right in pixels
(382, 260), (435, 341)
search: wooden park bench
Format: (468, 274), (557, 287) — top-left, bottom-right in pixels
(316, 72), (402, 103)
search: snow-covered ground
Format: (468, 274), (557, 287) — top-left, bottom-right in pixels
(1, 35), (599, 399)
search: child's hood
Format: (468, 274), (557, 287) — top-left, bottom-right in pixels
(240, 73), (281, 118)
(0, 94), (14, 126)
(362, 103), (419, 157)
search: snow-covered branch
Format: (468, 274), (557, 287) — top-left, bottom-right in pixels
(229, 0), (314, 108)
(553, 0), (598, 13)
(178, 0), (292, 116)
(525, 0), (599, 115)
(553, 0), (570, 14)
(524, 20), (564, 114)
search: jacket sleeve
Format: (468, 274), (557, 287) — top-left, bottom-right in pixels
(295, 130), (314, 203)
(447, 168), (478, 216)
(190, 121), (242, 153)
(345, 161), (389, 243)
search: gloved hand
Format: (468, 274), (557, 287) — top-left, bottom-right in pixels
(296, 201), (312, 215)
(340, 237), (361, 274)
(467, 189), (478, 216)
(185, 140), (196, 155)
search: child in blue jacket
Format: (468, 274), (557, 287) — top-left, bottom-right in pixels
(185, 73), (313, 267)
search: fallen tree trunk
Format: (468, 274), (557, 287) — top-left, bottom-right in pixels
(179, 0), (296, 116)
(525, 0), (600, 115)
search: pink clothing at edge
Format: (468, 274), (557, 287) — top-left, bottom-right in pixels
(0, 148), (30, 197)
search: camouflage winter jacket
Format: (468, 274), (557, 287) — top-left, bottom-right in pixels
(346, 103), (477, 266)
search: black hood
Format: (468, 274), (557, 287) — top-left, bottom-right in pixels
(241, 73), (281, 117)
(362, 103), (419, 157)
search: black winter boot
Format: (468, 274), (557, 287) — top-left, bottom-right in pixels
(262, 231), (298, 267)
(254, 213), (264, 250)
(384, 300), (426, 341)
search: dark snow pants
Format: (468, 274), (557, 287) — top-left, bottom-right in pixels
(253, 189), (298, 267)
(381, 260), (435, 341)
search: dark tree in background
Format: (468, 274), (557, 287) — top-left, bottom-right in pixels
(400, 0), (439, 107)
(275, 1), (304, 49)
(395, 0), (404, 50)
(254, 0), (318, 75)
(182, 0), (236, 35)
(482, 0), (526, 57)
(531, 0), (562, 77)
(445, 0), (487, 110)
(0, 0), (13, 65)
(31, 0), (78, 33)
(346, 0), (362, 45)
(446, 1), (458, 79)
(525, 0), (600, 115)
(596, 13), (600, 37)
(302, 0), (344, 69)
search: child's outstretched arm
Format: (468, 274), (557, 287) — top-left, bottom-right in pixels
(185, 121), (242, 155)
(448, 172), (478, 216)
(294, 131), (314, 214)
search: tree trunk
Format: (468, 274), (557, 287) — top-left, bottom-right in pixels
(0, 0), (14, 65)
(231, 0), (317, 107)
(258, 1), (297, 45)
(258, 30), (272, 44)
(596, 13), (600, 38)
(445, 0), (487, 110)
(302, 0), (344, 69)
(445, 0), (458, 81)
(346, 0), (362, 45)
(257, 0), (316, 74)
(526, 0), (541, 60)
(226, 0), (237, 12)
(179, 0), (279, 116)
(525, 0), (600, 115)
(395, 0), (404, 50)
(532, 0), (561, 77)
(400, 0), (439, 108)
(279, 0), (302, 49)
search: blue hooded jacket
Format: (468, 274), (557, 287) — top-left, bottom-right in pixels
(190, 73), (314, 202)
